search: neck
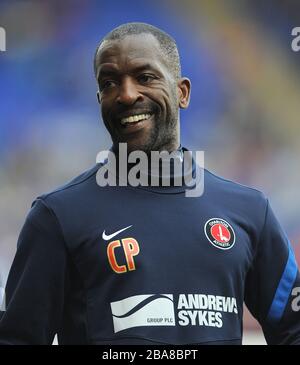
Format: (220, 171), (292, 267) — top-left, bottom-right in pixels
(104, 144), (196, 188)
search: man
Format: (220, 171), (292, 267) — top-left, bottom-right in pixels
(0, 22), (299, 345)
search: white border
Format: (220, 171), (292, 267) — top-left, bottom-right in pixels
(204, 218), (236, 250)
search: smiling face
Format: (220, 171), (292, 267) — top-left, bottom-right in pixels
(95, 33), (191, 153)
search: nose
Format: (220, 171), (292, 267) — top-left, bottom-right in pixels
(116, 77), (143, 105)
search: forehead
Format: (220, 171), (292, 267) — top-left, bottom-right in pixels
(95, 33), (168, 76)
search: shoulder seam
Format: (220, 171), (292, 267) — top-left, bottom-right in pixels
(255, 198), (269, 257)
(205, 169), (264, 195)
(42, 164), (99, 200)
(35, 199), (68, 248)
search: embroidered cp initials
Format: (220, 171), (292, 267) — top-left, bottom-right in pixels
(107, 238), (140, 273)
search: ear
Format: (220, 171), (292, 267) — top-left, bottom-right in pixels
(96, 90), (101, 104)
(177, 77), (191, 109)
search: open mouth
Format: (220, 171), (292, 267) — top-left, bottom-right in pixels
(120, 113), (153, 127)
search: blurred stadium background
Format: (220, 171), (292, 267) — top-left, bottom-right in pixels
(1, 0), (300, 345)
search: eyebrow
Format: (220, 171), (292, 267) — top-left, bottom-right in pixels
(97, 63), (162, 81)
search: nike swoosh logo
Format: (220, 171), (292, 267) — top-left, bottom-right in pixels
(102, 225), (132, 241)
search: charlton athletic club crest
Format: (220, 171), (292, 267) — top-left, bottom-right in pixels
(204, 218), (235, 250)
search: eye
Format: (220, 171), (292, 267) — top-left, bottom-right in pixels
(100, 80), (117, 91)
(137, 74), (156, 84)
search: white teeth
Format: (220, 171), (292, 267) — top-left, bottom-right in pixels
(121, 113), (151, 125)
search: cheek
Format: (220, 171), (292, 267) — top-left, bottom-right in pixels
(100, 104), (108, 120)
(160, 90), (176, 117)
(99, 88), (117, 105)
(157, 81), (177, 110)
(99, 96), (113, 117)
(145, 86), (172, 114)
(99, 95), (108, 110)
(100, 105), (114, 131)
